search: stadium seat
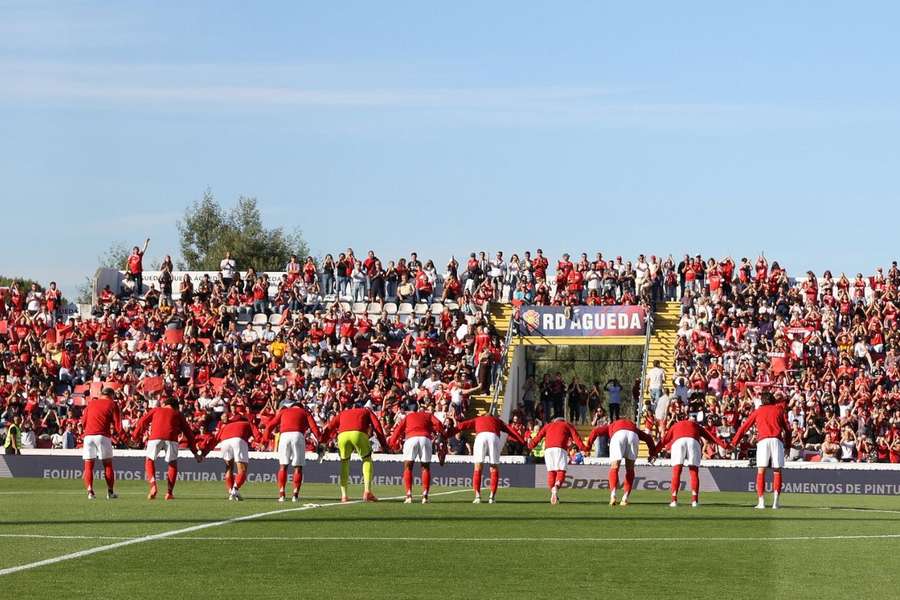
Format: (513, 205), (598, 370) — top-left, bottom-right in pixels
(384, 302), (398, 315)
(339, 302), (351, 313)
(367, 302), (383, 314)
(414, 303), (429, 316)
(397, 303), (413, 316)
(445, 301), (459, 311)
(352, 302), (368, 314)
(268, 313), (283, 326)
(430, 302), (444, 315)
(252, 313), (268, 326)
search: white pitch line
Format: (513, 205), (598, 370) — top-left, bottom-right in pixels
(0, 489), (468, 577)
(2, 533), (900, 543)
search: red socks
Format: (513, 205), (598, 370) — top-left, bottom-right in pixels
(277, 466), (288, 494)
(293, 467), (303, 495)
(671, 465), (683, 500)
(403, 466), (414, 495)
(103, 462), (115, 492)
(145, 459), (155, 482)
(756, 471), (766, 497)
(83, 459), (95, 491)
(235, 470), (247, 489)
(688, 466), (699, 501)
(489, 468), (499, 496)
(773, 471), (782, 494)
(555, 470), (566, 488)
(225, 472), (235, 491)
(166, 463), (177, 493)
(547, 470), (557, 488)
(473, 467), (482, 495)
(623, 466), (635, 494)
(421, 468), (430, 495)
(608, 467), (619, 493)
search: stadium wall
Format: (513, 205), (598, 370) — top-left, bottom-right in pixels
(3, 451), (899, 495)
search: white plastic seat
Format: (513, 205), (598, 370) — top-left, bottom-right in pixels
(268, 313), (283, 326)
(352, 302), (368, 314)
(367, 302), (383, 314)
(444, 301), (459, 311)
(398, 303), (414, 316)
(430, 302), (444, 315)
(414, 303), (429, 316)
(339, 302), (352, 313)
(384, 302), (398, 315)
(251, 313), (268, 326)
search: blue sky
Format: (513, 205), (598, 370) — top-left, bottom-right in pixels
(2, 1), (900, 296)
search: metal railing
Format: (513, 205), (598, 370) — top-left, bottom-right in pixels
(635, 311), (655, 421)
(488, 305), (518, 416)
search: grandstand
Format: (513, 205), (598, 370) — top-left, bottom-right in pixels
(2, 249), (898, 465)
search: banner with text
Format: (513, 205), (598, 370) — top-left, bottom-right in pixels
(518, 306), (647, 337)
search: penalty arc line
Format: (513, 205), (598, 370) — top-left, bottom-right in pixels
(0, 489), (469, 577)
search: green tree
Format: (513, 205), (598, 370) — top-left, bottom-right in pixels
(75, 242), (130, 304)
(177, 190), (309, 271)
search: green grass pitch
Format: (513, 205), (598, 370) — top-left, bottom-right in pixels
(1, 479), (898, 599)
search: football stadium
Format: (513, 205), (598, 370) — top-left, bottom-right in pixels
(3, 4), (900, 600)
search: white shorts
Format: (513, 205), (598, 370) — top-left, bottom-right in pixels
(756, 438), (785, 468)
(146, 439), (179, 463)
(220, 437), (249, 464)
(544, 447), (569, 471)
(402, 436), (433, 463)
(609, 430), (639, 462)
(277, 431), (306, 467)
(473, 431), (501, 465)
(670, 437), (702, 467)
(82, 435), (113, 461)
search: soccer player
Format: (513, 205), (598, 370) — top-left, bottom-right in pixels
(453, 413), (528, 504)
(80, 388), (124, 500)
(262, 398), (322, 503)
(387, 403), (446, 504)
(131, 397), (202, 500)
(321, 403), (389, 502)
(205, 407), (261, 501)
(528, 417), (588, 504)
(731, 392), (792, 509)
(657, 415), (728, 507)
(587, 418), (657, 506)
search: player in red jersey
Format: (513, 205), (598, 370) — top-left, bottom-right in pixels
(528, 417), (588, 504)
(657, 415), (728, 507)
(587, 418), (657, 506)
(321, 403), (389, 502)
(387, 403), (447, 504)
(731, 392), (792, 509)
(453, 413), (528, 504)
(80, 388), (124, 500)
(131, 397), (202, 500)
(204, 407), (261, 501)
(262, 398), (322, 503)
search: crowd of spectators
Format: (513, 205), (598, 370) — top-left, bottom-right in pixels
(2, 246), (899, 464)
(649, 255), (900, 463)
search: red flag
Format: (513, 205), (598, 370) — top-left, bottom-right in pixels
(141, 376), (164, 393)
(165, 329), (185, 346)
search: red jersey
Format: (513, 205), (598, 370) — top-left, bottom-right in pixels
(658, 419), (727, 451)
(215, 416), (260, 443)
(81, 397), (123, 438)
(454, 415), (527, 446)
(132, 406), (197, 451)
(263, 406), (321, 440)
(529, 420), (587, 451)
(732, 403), (791, 445)
(388, 411), (445, 449)
(586, 419), (657, 456)
(323, 407), (388, 448)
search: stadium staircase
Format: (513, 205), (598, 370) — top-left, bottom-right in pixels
(467, 303), (517, 416)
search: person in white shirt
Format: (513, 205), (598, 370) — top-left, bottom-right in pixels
(646, 360), (666, 405)
(220, 252), (237, 289)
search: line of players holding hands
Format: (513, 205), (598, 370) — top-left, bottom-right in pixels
(78, 386), (791, 510)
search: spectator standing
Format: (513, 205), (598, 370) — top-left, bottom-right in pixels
(646, 360), (666, 406)
(127, 238), (150, 297)
(605, 378), (623, 421)
(220, 251), (237, 290)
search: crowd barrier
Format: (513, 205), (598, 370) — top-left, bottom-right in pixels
(2, 450), (898, 495)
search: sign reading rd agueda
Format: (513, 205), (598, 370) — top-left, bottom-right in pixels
(518, 306), (647, 337)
